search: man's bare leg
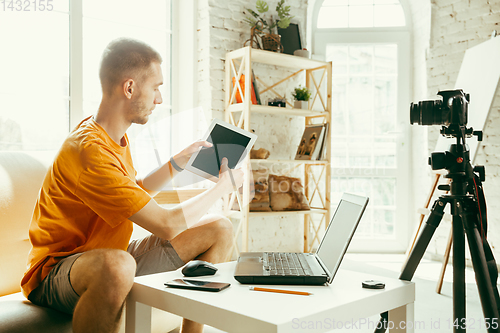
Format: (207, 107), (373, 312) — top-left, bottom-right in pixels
(170, 214), (234, 333)
(171, 214), (234, 263)
(70, 249), (137, 333)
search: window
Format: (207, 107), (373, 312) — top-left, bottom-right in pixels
(313, 0), (411, 251)
(0, 4), (70, 150)
(329, 44), (398, 238)
(0, 0), (173, 178)
(318, 0), (406, 28)
(81, 0), (172, 177)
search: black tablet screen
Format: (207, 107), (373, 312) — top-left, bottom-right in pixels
(191, 124), (251, 177)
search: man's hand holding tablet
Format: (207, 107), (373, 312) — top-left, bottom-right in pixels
(218, 157), (244, 195)
(184, 119), (258, 183)
(170, 140), (214, 170)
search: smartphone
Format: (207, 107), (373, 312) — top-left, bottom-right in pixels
(165, 279), (230, 292)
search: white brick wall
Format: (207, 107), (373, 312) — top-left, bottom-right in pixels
(197, 0), (212, 123)
(415, 0), (500, 261)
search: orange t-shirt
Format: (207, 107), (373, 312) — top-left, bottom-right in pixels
(21, 116), (152, 297)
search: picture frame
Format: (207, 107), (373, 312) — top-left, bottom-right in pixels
(295, 124), (326, 160)
(277, 23), (302, 55)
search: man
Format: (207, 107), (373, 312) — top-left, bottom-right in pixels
(21, 38), (244, 333)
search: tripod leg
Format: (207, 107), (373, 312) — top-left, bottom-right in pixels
(404, 173), (441, 263)
(373, 199), (446, 333)
(400, 199), (446, 281)
(436, 226), (452, 294)
(373, 312), (388, 333)
(483, 237), (500, 313)
(452, 212), (466, 333)
(462, 209), (500, 332)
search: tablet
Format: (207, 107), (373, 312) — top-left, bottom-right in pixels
(184, 119), (258, 182)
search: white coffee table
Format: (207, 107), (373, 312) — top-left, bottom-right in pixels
(125, 261), (415, 333)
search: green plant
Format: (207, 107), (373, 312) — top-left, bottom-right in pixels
(244, 0), (294, 35)
(292, 86), (311, 101)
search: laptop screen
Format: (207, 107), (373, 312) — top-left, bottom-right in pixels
(316, 194), (368, 283)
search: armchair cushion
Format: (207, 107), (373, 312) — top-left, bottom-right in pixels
(0, 293), (72, 333)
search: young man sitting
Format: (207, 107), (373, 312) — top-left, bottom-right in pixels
(21, 38), (243, 333)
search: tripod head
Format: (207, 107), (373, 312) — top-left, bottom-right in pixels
(410, 89), (485, 195)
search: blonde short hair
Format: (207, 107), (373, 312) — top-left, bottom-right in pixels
(99, 38), (162, 95)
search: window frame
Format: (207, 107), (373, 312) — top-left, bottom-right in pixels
(69, 0), (83, 130)
(170, 0), (198, 155)
(310, 0), (413, 252)
(66, 0), (200, 190)
(310, 0), (412, 32)
(69, 0), (187, 132)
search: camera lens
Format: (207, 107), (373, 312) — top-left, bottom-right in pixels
(410, 100), (444, 126)
(410, 103), (420, 124)
(420, 100), (443, 125)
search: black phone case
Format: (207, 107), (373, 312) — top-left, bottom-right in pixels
(164, 280), (230, 292)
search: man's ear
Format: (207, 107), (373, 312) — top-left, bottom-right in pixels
(123, 79), (134, 99)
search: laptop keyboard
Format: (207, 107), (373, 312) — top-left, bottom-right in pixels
(263, 252), (314, 276)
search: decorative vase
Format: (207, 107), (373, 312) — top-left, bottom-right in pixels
(294, 49), (311, 58)
(294, 100), (309, 110)
(261, 34), (281, 52)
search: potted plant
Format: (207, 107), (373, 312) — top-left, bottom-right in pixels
(292, 86), (311, 109)
(244, 0), (293, 52)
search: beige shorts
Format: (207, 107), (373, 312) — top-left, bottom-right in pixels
(28, 235), (185, 314)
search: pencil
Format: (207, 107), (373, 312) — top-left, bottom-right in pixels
(249, 286), (313, 296)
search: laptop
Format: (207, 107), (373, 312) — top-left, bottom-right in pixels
(234, 193), (369, 285)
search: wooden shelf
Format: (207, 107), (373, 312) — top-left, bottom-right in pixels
(227, 47), (329, 70)
(224, 46), (332, 254)
(227, 103), (328, 117)
(154, 189), (206, 205)
(227, 208), (328, 219)
(251, 159), (329, 165)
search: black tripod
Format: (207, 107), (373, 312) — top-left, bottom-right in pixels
(375, 123), (500, 332)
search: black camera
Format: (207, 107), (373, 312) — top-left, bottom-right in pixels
(268, 97), (287, 107)
(410, 89), (469, 126)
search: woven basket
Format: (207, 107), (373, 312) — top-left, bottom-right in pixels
(261, 34), (282, 52)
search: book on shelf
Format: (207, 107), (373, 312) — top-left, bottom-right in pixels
(316, 123), (329, 161)
(251, 70), (261, 105)
(295, 124), (327, 160)
(232, 74), (257, 104)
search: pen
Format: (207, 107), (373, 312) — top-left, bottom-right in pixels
(249, 286), (313, 296)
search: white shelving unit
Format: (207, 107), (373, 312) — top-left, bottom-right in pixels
(224, 46), (332, 257)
